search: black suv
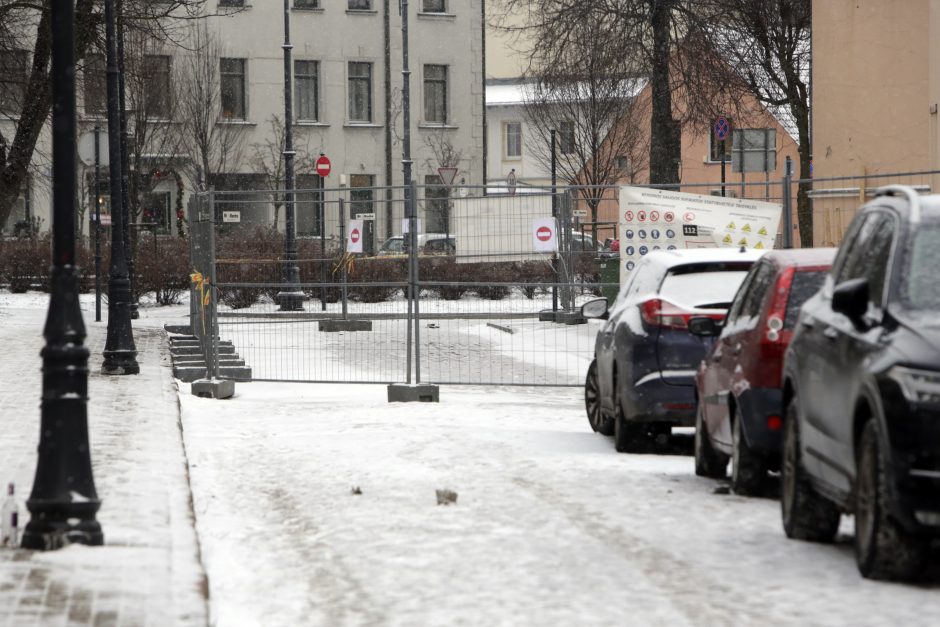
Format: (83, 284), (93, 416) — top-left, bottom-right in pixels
(781, 186), (940, 581)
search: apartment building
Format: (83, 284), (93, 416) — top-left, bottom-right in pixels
(0, 0), (485, 249)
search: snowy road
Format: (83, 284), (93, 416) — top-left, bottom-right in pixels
(180, 383), (939, 627)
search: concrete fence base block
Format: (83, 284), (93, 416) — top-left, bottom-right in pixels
(387, 383), (440, 403)
(319, 319), (374, 333)
(192, 379), (235, 399)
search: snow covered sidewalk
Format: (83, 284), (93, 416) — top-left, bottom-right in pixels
(0, 293), (207, 626)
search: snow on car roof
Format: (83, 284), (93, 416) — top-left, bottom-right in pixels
(645, 247), (765, 269)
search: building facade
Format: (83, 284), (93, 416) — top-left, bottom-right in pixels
(0, 0), (485, 251)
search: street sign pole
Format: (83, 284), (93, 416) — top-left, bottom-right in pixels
(715, 116), (731, 198)
(94, 125), (102, 322)
(437, 166), (458, 250)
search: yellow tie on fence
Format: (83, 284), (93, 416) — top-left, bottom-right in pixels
(190, 270), (211, 335)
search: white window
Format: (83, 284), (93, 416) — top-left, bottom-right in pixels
(423, 64), (447, 124)
(294, 60), (319, 122)
(558, 120), (576, 155)
(423, 0), (446, 12)
(504, 122), (522, 158)
(220, 58), (247, 120)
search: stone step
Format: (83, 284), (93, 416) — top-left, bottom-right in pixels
(171, 345), (236, 357)
(173, 358), (247, 368)
(173, 365), (253, 383)
(164, 324), (192, 335)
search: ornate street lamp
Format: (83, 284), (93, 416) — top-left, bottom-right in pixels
(101, 0), (139, 374)
(21, 0), (103, 550)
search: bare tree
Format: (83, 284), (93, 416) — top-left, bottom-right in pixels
(521, 15), (649, 233)
(495, 0), (738, 185)
(696, 0), (813, 245)
(175, 21), (246, 190)
(0, 0), (226, 231)
(249, 114), (316, 230)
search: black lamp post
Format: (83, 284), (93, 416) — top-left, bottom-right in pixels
(276, 0), (303, 311)
(101, 0), (139, 375)
(117, 4), (138, 320)
(21, 0), (103, 551)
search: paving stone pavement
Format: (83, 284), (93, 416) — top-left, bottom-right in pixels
(0, 294), (207, 626)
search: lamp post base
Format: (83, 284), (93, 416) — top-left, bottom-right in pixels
(275, 290), (305, 312)
(20, 506), (103, 551)
(101, 350), (140, 375)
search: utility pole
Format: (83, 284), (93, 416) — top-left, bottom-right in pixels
(276, 0), (304, 311)
(101, 0), (139, 375)
(117, 4), (137, 319)
(22, 0), (103, 551)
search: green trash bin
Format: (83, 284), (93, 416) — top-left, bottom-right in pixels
(597, 254), (620, 303)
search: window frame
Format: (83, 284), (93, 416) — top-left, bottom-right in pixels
(83, 54), (107, 116)
(503, 121), (522, 159)
(293, 0), (320, 8)
(143, 54), (171, 119)
(347, 0), (373, 10)
(294, 59), (320, 122)
(0, 49), (29, 115)
(558, 120), (576, 155)
(220, 57), (247, 120)
(347, 61), (374, 123)
(421, 0), (446, 13)
(422, 64), (448, 125)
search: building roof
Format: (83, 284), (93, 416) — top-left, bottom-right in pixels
(485, 78), (647, 107)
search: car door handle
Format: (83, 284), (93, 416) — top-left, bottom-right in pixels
(823, 326), (839, 340)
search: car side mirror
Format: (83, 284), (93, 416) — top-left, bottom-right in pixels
(832, 277), (869, 322)
(688, 316), (721, 337)
(581, 298), (609, 320)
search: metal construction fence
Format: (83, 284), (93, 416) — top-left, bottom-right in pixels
(189, 184), (606, 387)
(187, 170), (940, 388)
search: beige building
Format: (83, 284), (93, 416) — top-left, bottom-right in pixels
(1, 0), (485, 250)
(813, 0), (940, 244)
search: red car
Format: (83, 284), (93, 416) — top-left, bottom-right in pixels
(690, 248), (836, 494)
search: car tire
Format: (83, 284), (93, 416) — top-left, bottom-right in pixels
(854, 419), (926, 581)
(613, 371), (647, 453)
(781, 399), (840, 542)
(585, 360), (614, 436)
(731, 406), (767, 496)
(694, 402), (728, 478)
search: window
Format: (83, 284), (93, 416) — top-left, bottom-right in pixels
(143, 55), (170, 118)
(296, 174), (324, 236)
(424, 175), (449, 233)
(423, 64), (447, 124)
(347, 62), (372, 122)
(731, 128), (776, 173)
(504, 122), (522, 158)
(422, 0), (446, 12)
(294, 60), (319, 122)
(558, 121), (576, 155)
(141, 191), (171, 233)
(709, 118), (732, 162)
(725, 260), (773, 326)
(294, 0), (319, 7)
(616, 156), (630, 170)
(83, 54), (107, 115)
(348, 0), (372, 9)
(0, 50), (28, 114)
(219, 0), (245, 6)
(220, 58), (246, 119)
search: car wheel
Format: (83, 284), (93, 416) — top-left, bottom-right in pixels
(585, 360), (614, 436)
(781, 399), (840, 542)
(612, 371), (647, 453)
(854, 419), (926, 581)
(694, 402), (728, 478)
(731, 405), (767, 496)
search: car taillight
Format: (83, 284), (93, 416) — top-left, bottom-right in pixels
(764, 267), (794, 344)
(640, 298), (723, 330)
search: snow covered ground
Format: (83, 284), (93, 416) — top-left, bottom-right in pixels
(1, 290), (938, 626)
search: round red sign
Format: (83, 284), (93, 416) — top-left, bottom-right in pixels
(351, 228), (360, 243)
(536, 226), (553, 242)
(664, 211), (675, 223)
(650, 210), (660, 222)
(624, 211), (635, 222)
(683, 212), (696, 223)
(315, 155), (331, 177)
(637, 211), (647, 222)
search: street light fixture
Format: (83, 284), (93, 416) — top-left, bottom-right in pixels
(275, 0), (304, 311)
(21, 0), (103, 551)
(101, 0), (139, 375)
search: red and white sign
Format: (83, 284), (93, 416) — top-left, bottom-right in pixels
(637, 211), (647, 222)
(683, 212), (696, 223)
(624, 210), (634, 222)
(347, 219), (364, 253)
(532, 218), (558, 253)
(315, 154), (331, 178)
(649, 210), (660, 222)
(664, 211), (675, 223)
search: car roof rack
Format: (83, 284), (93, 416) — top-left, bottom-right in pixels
(875, 184), (921, 223)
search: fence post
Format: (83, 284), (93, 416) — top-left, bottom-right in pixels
(339, 195), (349, 319)
(782, 155), (794, 249)
(207, 191), (219, 381)
(560, 190), (575, 310)
(411, 179), (423, 384)
(404, 184), (414, 385)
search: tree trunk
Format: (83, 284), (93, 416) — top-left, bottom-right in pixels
(648, 0), (680, 185)
(792, 101), (813, 246)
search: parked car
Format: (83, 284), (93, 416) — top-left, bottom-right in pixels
(691, 248), (836, 495)
(377, 233), (456, 256)
(781, 186), (940, 581)
(582, 247), (763, 452)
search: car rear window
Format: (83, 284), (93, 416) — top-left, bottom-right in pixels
(783, 270), (826, 329)
(659, 262), (753, 310)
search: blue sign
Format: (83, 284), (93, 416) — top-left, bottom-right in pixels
(714, 116), (731, 141)
(625, 261), (636, 271)
(653, 246), (661, 251)
(638, 229), (647, 240)
(624, 230), (635, 240)
(666, 229), (676, 239)
(639, 245), (649, 256)
(667, 245), (677, 250)
(625, 246), (635, 256)
(651, 229), (661, 240)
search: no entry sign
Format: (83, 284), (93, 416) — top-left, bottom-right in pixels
(315, 154), (331, 178)
(347, 219), (364, 253)
(532, 218), (558, 253)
